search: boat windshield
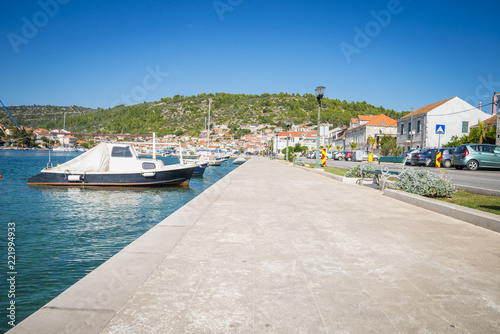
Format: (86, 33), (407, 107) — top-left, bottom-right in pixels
(111, 146), (133, 158)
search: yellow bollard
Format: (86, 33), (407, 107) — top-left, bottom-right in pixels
(368, 153), (373, 162)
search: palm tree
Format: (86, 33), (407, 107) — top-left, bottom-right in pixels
(350, 142), (358, 150)
(368, 136), (376, 152)
(477, 120), (488, 144)
(8, 127), (36, 148)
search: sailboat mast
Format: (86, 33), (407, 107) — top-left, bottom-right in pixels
(207, 100), (211, 152)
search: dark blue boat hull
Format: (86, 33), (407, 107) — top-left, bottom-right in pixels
(27, 166), (197, 187)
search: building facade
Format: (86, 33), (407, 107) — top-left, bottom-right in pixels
(343, 114), (398, 151)
(397, 97), (492, 150)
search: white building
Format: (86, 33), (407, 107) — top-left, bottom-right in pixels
(344, 114), (398, 151)
(397, 97), (492, 150)
(274, 130), (321, 153)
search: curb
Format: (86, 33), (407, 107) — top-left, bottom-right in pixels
(384, 188), (500, 233)
(455, 184), (500, 197)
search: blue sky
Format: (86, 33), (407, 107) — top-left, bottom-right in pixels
(1, 0), (499, 113)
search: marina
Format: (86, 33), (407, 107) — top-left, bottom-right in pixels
(0, 149), (239, 333)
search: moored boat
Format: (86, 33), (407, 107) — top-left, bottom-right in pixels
(181, 158), (209, 177)
(232, 157), (247, 165)
(198, 154), (226, 166)
(27, 143), (197, 187)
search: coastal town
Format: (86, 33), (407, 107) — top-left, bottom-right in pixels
(1, 96), (498, 157)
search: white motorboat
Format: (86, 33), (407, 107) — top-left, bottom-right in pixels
(28, 143), (197, 187)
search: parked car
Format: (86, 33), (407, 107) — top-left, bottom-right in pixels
(306, 151), (315, 159)
(401, 149), (419, 165)
(452, 144), (500, 171)
(431, 147), (455, 168)
(411, 148), (438, 166)
(345, 151), (353, 161)
(333, 151), (346, 160)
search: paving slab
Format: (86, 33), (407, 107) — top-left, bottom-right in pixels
(10, 157), (500, 333)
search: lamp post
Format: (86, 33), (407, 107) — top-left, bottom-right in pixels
(315, 86), (325, 168)
(285, 120), (291, 161)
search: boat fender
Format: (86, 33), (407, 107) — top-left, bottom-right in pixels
(68, 174), (84, 182)
(142, 172), (156, 178)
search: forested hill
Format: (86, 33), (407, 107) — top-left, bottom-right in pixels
(1, 93), (409, 136)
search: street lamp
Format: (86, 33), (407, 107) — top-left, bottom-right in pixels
(285, 120), (291, 161)
(315, 86), (325, 168)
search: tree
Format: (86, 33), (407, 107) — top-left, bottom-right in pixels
(443, 121), (496, 147)
(477, 120), (488, 144)
(379, 135), (395, 147)
(368, 136), (376, 152)
(8, 127), (36, 148)
(349, 142), (358, 150)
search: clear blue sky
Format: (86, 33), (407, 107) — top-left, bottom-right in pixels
(1, 0), (499, 113)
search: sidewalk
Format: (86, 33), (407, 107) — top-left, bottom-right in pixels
(11, 157), (500, 333)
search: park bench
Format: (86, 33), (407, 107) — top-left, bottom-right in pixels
(359, 156), (408, 190)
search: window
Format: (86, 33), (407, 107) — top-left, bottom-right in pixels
(417, 120), (421, 134)
(408, 122), (411, 134)
(111, 146), (133, 157)
(478, 145), (492, 153)
(400, 124), (404, 135)
(462, 121), (469, 133)
(142, 162), (156, 169)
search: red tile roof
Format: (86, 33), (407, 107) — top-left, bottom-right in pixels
(401, 97), (454, 119)
(474, 114), (497, 126)
(358, 115), (376, 121)
(364, 114), (397, 127)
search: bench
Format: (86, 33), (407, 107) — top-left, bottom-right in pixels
(359, 156), (408, 190)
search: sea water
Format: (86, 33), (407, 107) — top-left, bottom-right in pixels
(0, 150), (238, 332)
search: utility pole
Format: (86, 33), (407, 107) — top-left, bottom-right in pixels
(409, 106), (414, 150)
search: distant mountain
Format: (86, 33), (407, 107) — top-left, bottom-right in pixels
(0, 93), (408, 136)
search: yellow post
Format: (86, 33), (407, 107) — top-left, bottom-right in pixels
(321, 148), (326, 166)
(368, 153), (373, 162)
(436, 151), (441, 168)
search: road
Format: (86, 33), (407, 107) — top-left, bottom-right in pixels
(300, 158), (500, 192)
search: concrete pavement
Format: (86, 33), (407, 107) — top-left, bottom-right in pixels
(10, 157), (500, 333)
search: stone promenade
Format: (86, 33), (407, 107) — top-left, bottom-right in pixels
(10, 157), (500, 333)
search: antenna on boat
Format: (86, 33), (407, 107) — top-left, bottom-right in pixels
(179, 141), (183, 164)
(47, 138), (53, 169)
(152, 132), (156, 160)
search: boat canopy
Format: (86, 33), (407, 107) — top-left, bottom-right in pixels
(47, 143), (111, 172)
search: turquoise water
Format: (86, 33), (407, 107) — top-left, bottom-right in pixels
(0, 150), (238, 333)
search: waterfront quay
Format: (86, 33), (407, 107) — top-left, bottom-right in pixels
(10, 157), (500, 333)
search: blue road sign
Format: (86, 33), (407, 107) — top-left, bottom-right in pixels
(436, 124), (445, 134)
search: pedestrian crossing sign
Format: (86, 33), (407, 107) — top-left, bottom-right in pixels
(435, 124), (445, 134)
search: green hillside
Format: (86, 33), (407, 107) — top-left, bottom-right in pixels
(1, 93), (409, 136)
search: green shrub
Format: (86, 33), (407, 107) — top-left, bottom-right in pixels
(345, 164), (376, 178)
(391, 170), (457, 198)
